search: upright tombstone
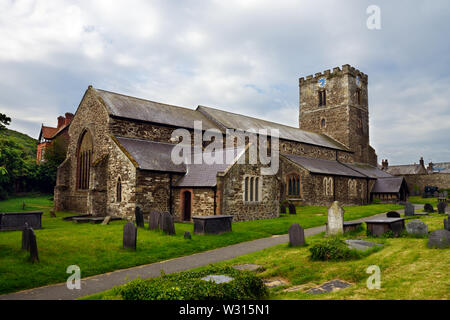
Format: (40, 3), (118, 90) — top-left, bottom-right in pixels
(424, 204), (434, 213)
(50, 209), (56, 218)
(135, 206), (145, 228)
(444, 218), (449, 231)
(21, 222), (30, 251)
(387, 211), (401, 218)
(444, 191), (449, 198)
(437, 202), (447, 214)
(327, 201), (344, 236)
(161, 212), (176, 235)
(101, 216), (112, 225)
(404, 202), (415, 217)
(289, 224), (305, 247)
(288, 203), (296, 215)
(28, 228), (39, 263)
(406, 220), (428, 236)
(428, 229), (450, 249)
(184, 231), (192, 240)
(148, 210), (161, 230)
(123, 222), (137, 250)
(433, 191), (439, 198)
(280, 204), (286, 214)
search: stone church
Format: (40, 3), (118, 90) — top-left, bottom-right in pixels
(54, 64), (407, 222)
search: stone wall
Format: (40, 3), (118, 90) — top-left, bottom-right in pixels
(403, 173), (450, 194)
(173, 188), (217, 221)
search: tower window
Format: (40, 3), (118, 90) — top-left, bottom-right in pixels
(321, 118), (326, 128)
(318, 90), (326, 107)
(116, 178), (122, 203)
(356, 89), (362, 105)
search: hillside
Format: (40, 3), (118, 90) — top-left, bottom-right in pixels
(0, 128), (37, 163)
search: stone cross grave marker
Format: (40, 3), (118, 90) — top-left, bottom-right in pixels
(135, 206), (145, 228)
(404, 202), (415, 217)
(29, 228), (39, 263)
(161, 212), (176, 235)
(22, 222), (30, 251)
(289, 224), (305, 247)
(148, 210), (161, 230)
(327, 201), (344, 236)
(123, 222), (137, 250)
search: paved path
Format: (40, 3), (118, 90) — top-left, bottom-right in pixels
(0, 207), (417, 300)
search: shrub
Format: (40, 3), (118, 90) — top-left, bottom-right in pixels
(115, 266), (268, 300)
(309, 238), (358, 261)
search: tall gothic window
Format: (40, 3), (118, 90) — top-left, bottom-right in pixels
(243, 176), (261, 203)
(348, 179), (357, 197)
(287, 174), (301, 197)
(116, 177), (122, 203)
(323, 177), (334, 196)
(77, 130), (93, 190)
(318, 90), (326, 107)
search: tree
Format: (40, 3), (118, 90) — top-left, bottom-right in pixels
(0, 113), (11, 131)
(37, 136), (68, 192)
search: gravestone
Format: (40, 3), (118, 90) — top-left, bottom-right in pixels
(184, 231), (192, 240)
(427, 230), (450, 249)
(289, 224), (305, 247)
(280, 204), (286, 214)
(161, 212), (176, 235)
(21, 222), (30, 251)
(232, 264), (263, 272)
(326, 201), (344, 236)
(306, 280), (352, 295)
(437, 202), (447, 214)
(50, 209), (56, 218)
(404, 202), (415, 217)
(444, 191), (448, 198)
(29, 228), (39, 263)
(102, 216), (111, 225)
(386, 211), (400, 218)
(444, 218), (449, 231)
(135, 206), (145, 228)
(345, 240), (383, 252)
(201, 275), (234, 284)
(148, 210), (161, 230)
(123, 222), (137, 250)
(288, 203), (296, 215)
(433, 191), (439, 198)
(406, 220), (428, 236)
(424, 204), (434, 213)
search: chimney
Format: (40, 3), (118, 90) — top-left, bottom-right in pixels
(419, 157), (425, 168)
(382, 159), (389, 170)
(428, 162), (433, 172)
(57, 116), (65, 129)
(64, 112), (74, 126)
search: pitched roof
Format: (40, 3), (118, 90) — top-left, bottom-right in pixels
(197, 105), (349, 151)
(40, 126), (59, 140)
(95, 89), (220, 131)
(114, 137), (186, 173)
(371, 177), (407, 193)
(386, 164), (427, 175)
(283, 154), (366, 178)
(343, 162), (393, 178)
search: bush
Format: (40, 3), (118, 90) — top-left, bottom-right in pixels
(309, 238), (358, 261)
(115, 266), (268, 300)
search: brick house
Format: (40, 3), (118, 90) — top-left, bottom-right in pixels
(55, 65), (404, 221)
(37, 113), (74, 163)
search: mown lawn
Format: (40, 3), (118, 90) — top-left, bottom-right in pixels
(409, 196), (440, 207)
(0, 194), (402, 295)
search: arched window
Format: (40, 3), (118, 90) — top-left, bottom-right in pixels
(77, 130), (93, 190)
(323, 177), (334, 196)
(287, 174), (301, 196)
(116, 178), (122, 203)
(348, 179), (357, 197)
(244, 177), (249, 202)
(250, 177), (254, 201)
(318, 90), (326, 106)
(255, 177), (259, 202)
(243, 176), (261, 203)
(321, 118), (326, 128)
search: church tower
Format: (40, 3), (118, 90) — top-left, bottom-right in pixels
(299, 64), (372, 164)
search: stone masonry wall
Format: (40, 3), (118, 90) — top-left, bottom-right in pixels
(403, 173), (450, 194)
(173, 188), (216, 222)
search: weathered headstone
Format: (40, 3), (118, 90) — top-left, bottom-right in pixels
(135, 206), (145, 228)
(427, 229), (450, 249)
(21, 223), (30, 251)
(424, 204), (434, 213)
(161, 212), (176, 235)
(406, 220), (428, 236)
(280, 204), (286, 214)
(123, 222), (137, 250)
(29, 228), (39, 263)
(444, 218), (449, 231)
(102, 216), (111, 225)
(50, 209), (56, 218)
(289, 224), (305, 247)
(444, 191), (448, 198)
(326, 201), (344, 236)
(148, 210), (161, 230)
(184, 231), (192, 240)
(404, 202), (415, 217)
(433, 191), (439, 198)
(386, 211), (400, 218)
(437, 202), (447, 214)
(288, 203), (296, 215)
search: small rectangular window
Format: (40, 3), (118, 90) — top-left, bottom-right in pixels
(318, 90), (326, 106)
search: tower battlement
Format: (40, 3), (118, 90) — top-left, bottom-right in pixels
(299, 64), (368, 85)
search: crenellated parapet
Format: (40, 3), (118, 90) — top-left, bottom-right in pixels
(299, 64), (368, 85)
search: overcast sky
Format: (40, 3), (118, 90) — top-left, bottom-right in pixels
(0, 0), (449, 165)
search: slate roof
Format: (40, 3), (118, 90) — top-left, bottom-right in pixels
(386, 164), (427, 175)
(114, 137), (186, 173)
(196, 105), (349, 151)
(283, 154), (366, 178)
(371, 177), (406, 193)
(40, 126), (59, 140)
(343, 163), (393, 179)
(95, 89), (220, 131)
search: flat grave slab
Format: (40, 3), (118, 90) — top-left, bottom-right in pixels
(201, 275), (234, 284)
(232, 264), (263, 272)
(345, 240), (383, 252)
(365, 218), (405, 237)
(306, 280), (352, 295)
(263, 278), (289, 288)
(343, 222), (363, 233)
(193, 215), (233, 235)
(0, 212), (43, 231)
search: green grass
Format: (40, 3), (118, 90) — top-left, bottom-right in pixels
(409, 196), (439, 207)
(0, 195), (402, 295)
(0, 193), (53, 212)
